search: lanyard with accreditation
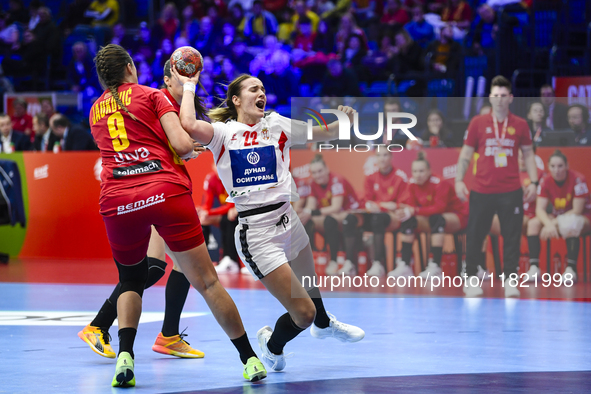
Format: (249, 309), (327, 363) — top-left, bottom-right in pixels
(492, 113), (508, 168)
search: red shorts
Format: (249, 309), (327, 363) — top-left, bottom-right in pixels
(458, 213), (469, 230)
(101, 182), (204, 265)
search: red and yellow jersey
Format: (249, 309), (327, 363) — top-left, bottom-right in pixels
(521, 168), (545, 217)
(310, 172), (360, 211)
(401, 175), (469, 217)
(201, 171), (234, 216)
(90, 83), (191, 204)
(538, 169), (590, 215)
(363, 167), (408, 205)
(464, 112), (532, 194)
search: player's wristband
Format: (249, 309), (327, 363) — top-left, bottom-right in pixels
(183, 82), (196, 94)
(311, 209), (321, 216)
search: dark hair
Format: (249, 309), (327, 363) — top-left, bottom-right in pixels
(299, 15), (312, 25)
(567, 103), (589, 124)
(52, 114), (70, 129)
(14, 98), (27, 109)
(413, 150), (430, 169)
(94, 44), (138, 121)
(208, 74), (254, 123)
(527, 101), (545, 115)
(549, 149), (567, 165)
(384, 97), (401, 106)
(491, 75), (512, 93)
(540, 84), (554, 93)
(427, 109), (444, 122)
(310, 153), (327, 166)
(34, 113), (49, 127)
(0, 112), (9, 118)
(162, 59), (208, 120)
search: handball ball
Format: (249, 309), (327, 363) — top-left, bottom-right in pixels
(171, 46), (203, 77)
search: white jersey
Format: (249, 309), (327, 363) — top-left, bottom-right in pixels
(206, 112), (307, 208)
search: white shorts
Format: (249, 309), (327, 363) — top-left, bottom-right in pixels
(235, 202), (309, 280)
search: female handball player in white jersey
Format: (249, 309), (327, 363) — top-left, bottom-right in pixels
(173, 67), (365, 373)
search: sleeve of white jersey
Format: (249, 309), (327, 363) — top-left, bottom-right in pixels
(206, 122), (228, 159)
(270, 112), (308, 147)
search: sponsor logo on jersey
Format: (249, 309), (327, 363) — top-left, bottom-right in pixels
(230, 146), (277, 187)
(117, 193), (165, 215)
(112, 159), (163, 178)
(114, 147), (150, 164)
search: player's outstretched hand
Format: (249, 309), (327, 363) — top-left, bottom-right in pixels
(337, 105), (356, 125)
(171, 66), (201, 87)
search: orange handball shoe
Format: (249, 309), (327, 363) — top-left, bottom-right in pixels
(152, 332), (205, 358)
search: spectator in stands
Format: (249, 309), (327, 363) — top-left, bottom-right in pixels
(540, 84), (569, 130)
(50, 113), (97, 151)
(132, 22), (155, 62)
(425, 24), (461, 77)
(341, 33), (367, 76)
(242, 0), (278, 46)
(218, 57), (241, 84)
(420, 109), (454, 147)
(293, 16), (316, 52)
(228, 38), (254, 74)
(404, 4), (435, 48)
(362, 149), (408, 277)
(381, 0), (410, 27)
(525, 150), (591, 282)
(5, 0), (28, 26)
(441, 0), (473, 32)
(0, 11), (19, 55)
(250, 35), (287, 75)
(257, 50), (298, 106)
(383, 98), (409, 146)
(320, 59), (361, 97)
(526, 101), (549, 145)
(312, 19), (336, 54)
(335, 13), (367, 55)
(315, 0), (337, 16)
(392, 151), (469, 279)
(362, 33), (396, 81)
(179, 5), (200, 44)
(387, 29), (424, 76)
(83, 0), (120, 46)
(67, 42), (97, 94)
(470, 4), (496, 56)
(32, 113), (59, 152)
(110, 23), (132, 48)
(154, 3), (180, 43)
(138, 60), (158, 88)
(320, 0), (354, 22)
(227, 3), (246, 28)
(215, 22), (239, 57)
(300, 154), (362, 276)
(567, 104), (591, 146)
(27, 0), (43, 31)
(479, 103), (492, 115)
(0, 113), (30, 152)
(194, 16), (215, 57)
(292, 0), (320, 34)
(152, 38), (175, 81)
(10, 98), (32, 137)
(40, 99), (55, 119)
(2, 6), (59, 87)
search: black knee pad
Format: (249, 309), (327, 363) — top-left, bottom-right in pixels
(116, 257), (149, 298)
(145, 257), (167, 289)
(399, 216), (418, 234)
(342, 214), (358, 236)
(304, 219), (315, 233)
(323, 215), (338, 232)
(371, 213), (391, 232)
(429, 214), (446, 234)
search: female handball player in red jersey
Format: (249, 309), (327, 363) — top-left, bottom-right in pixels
(89, 44), (266, 387)
(173, 66), (365, 374)
(79, 60), (208, 361)
(392, 151), (469, 279)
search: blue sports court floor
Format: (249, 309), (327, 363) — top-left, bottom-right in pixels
(1, 268), (591, 394)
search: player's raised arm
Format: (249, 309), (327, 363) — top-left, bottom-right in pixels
(171, 67), (214, 145)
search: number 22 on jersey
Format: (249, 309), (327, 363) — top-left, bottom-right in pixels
(243, 131), (259, 146)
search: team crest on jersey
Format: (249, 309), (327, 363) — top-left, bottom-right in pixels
(507, 126), (515, 135)
(261, 127), (271, 141)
